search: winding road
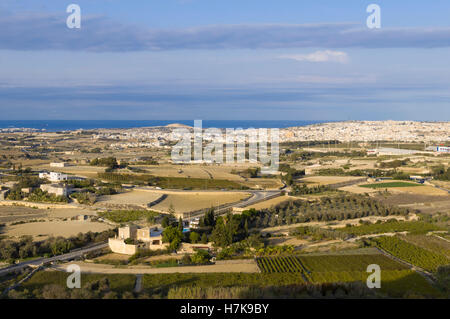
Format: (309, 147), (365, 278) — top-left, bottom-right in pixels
(0, 242), (108, 277)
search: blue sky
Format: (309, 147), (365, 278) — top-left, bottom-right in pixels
(1, 0), (450, 120)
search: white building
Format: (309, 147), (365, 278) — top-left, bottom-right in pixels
(39, 171), (68, 182)
(189, 218), (200, 229)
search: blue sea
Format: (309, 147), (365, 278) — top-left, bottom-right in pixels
(0, 120), (324, 131)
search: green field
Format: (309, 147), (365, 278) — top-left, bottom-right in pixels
(20, 271), (136, 293)
(299, 254), (408, 272)
(97, 209), (159, 223)
(257, 254), (407, 273)
(142, 272), (305, 290)
(360, 182), (422, 189)
(308, 270), (440, 297)
(254, 253), (441, 297)
(256, 256), (306, 273)
(339, 221), (443, 236)
(97, 172), (246, 190)
(402, 234), (450, 259)
(373, 236), (450, 272)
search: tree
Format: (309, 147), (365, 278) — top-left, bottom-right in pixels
(162, 226), (183, 251)
(189, 231), (200, 244)
(190, 249), (211, 264)
(244, 219), (249, 236)
(168, 204), (176, 216)
(210, 214), (238, 248)
(200, 233), (208, 244)
(201, 208), (216, 227)
(161, 215), (170, 228)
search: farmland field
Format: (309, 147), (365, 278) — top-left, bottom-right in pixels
(142, 272), (306, 290)
(3, 220), (113, 240)
(299, 254), (408, 272)
(401, 234), (450, 258)
(242, 195), (294, 210)
(301, 176), (365, 186)
(152, 192), (249, 213)
(97, 172), (246, 190)
(95, 190), (162, 207)
(255, 253), (442, 297)
(308, 270), (441, 297)
(97, 209), (159, 223)
(360, 182), (423, 189)
(339, 221), (443, 236)
(373, 236), (450, 272)
(256, 254), (408, 273)
(21, 270), (136, 293)
(256, 256), (306, 273)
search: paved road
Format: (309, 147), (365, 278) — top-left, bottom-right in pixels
(0, 242), (108, 277)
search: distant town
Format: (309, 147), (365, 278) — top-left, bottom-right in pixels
(0, 120), (448, 300)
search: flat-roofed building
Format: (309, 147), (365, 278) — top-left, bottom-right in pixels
(112, 225), (168, 253)
(40, 184), (70, 197)
(39, 171), (68, 182)
(118, 225), (138, 240)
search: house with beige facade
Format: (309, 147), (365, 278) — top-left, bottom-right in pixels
(109, 225), (168, 255)
(40, 184), (70, 196)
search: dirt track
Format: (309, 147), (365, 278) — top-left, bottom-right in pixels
(52, 259), (260, 274)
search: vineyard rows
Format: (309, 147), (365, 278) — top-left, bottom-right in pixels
(257, 254), (407, 274)
(256, 256), (306, 273)
(373, 236), (450, 272)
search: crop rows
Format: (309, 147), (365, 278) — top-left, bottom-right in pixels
(299, 254), (408, 272)
(256, 254), (441, 298)
(339, 221), (442, 236)
(309, 270), (441, 297)
(257, 254), (407, 273)
(256, 256), (306, 273)
(373, 236), (450, 272)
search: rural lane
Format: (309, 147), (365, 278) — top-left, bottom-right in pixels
(0, 242), (108, 277)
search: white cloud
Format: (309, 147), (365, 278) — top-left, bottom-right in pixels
(280, 50), (349, 63)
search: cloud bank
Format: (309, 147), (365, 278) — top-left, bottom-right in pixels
(280, 50), (349, 63)
(2, 12), (450, 51)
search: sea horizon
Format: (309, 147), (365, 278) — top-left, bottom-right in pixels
(0, 120), (329, 131)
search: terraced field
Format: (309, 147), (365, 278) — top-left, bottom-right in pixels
(373, 236), (450, 272)
(256, 256), (306, 273)
(401, 234), (450, 259)
(360, 182), (423, 188)
(339, 221), (442, 236)
(308, 270), (440, 297)
(255, 253), (442, 297)
(299, 254), (409, 272)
